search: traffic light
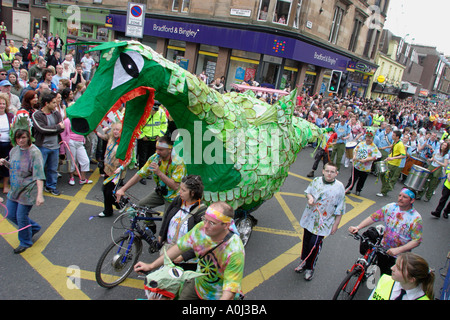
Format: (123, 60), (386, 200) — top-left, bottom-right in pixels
(328, 70), (342, 93)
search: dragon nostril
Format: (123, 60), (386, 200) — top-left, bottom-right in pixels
(71, 118), (90, 134)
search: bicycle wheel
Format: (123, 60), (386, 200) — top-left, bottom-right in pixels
(95, 234), (143, 288)
(332, 267), (364, 300)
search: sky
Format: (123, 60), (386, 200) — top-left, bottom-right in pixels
(383, 0), (450, 56)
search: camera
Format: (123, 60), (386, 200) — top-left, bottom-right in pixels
(155, 184), (168, 196)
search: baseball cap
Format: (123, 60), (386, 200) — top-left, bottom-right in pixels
(0, 80), (12, 87)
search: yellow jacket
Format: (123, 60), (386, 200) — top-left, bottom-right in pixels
(139, 109), (168, 139)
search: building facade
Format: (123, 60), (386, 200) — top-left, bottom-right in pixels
(369, 29), (406, 100)
(5, 0), (390, 98)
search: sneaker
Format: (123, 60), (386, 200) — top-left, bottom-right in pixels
(98, 212), (106, 217)
(139, 178), (147, 185)
(44, 187), (61, 196)
(443, 212), (448, 219)
(79, 179), (93, 185)
(376, 193), (384, 197)
(304, 269), (314, 281)
(355, 191), (361, 196)
(68, 178), (75, 186)
(306, 171), (314, 178)
(294, 261), (305, 273)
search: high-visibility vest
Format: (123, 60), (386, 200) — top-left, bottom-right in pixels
(139, 109), (168, 139)
(373, 114), (384, 126)
(371, 275), (429, 300)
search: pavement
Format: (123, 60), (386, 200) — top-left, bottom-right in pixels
(0, 33), (25, 53)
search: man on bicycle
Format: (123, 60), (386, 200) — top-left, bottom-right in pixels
(348, 187), (423, 275)
(116, 135), (186, 213)
(134, 201), (245, 300)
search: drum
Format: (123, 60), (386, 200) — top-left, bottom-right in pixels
(404, 165), (431, 191)
(401, 156), (426, 175)
(345, 141), (358, 159)
(375, 160), (388, 174)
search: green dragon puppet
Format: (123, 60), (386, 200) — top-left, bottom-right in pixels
(67, 40), (324, 224)
(143, 249), (205, 300)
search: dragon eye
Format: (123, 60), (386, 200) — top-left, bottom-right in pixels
(111, 50), (144, 90)
(169, 267), (184, 278)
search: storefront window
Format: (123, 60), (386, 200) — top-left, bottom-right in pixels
(257, 0), (270, 21)
(280, 59), (298, 90)
(303, 64), (316, 95)
(80, 24), (94, 39)
(142, 35), (158, 51)
(196, 45), (219, 85)
(227, 50), (260, 90)
(273, 0), (292, 25)
(260, 55), (283, 88)
(96, 27), (109, 41)
(166, 39), (187, 68)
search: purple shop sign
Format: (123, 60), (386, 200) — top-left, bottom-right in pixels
(110, 14), (351, 70)
(293, 41), (349, 71)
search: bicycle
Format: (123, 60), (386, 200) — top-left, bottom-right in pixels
(332, 226), (387, 300)
(95, 196), (162, 288)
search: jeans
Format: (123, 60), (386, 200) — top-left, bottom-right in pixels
(6, 199), (40, 247)
(38, 146), (59, 190)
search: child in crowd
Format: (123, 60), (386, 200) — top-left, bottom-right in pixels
(96, 121), (127, 217)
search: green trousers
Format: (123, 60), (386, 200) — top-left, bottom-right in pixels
(418, 165), (443, 200)
(380, 164), (402, 195)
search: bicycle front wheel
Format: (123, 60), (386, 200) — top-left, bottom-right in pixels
(95, 235), (143, 288)
(332, 267), (364, 300)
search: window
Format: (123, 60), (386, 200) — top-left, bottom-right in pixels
(293, 0), (303, 29)
(257, 0), (270, 21)
(172, 0), (190, 13)
(96, 28), (109, 41)
(273, 0), (292, 25)
(348, 18), (363, 52)
(328, 6), (345, 44)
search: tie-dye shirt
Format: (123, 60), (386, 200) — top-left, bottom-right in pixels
(7, 145), (45, 206)
(370, 203), (423, 250)
(177, 222), (245, 300)
(137, 151), (186, 202)
(353, 141), (382, 172)
(300, 177), (346, 236)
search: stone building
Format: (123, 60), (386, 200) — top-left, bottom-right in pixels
(5, 0), (392, 97)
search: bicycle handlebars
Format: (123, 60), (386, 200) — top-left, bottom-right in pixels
(349, 232), (388, 256)
(119, 196), (161, 216)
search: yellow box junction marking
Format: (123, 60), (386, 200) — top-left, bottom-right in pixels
(1, 170), (374, 299)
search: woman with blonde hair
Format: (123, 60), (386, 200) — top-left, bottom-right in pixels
(96, 122), (128, 217)
(370, 252), (435, 300)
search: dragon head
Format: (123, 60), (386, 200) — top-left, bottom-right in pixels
(144, 249), (205, 300)
(67, 40), (183, 164)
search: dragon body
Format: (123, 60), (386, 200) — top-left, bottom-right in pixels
(67, 40), (324, 212)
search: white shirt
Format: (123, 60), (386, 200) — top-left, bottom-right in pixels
(390, 281), (426, 300)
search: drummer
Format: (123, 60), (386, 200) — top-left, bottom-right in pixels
(343, 114), (364, 168)
(417, 142), (449, 202)
(330, 114), (351, 171)
(374, 123), (393, 160)
(345, 130), (381, 196)
(377, 130), (406, 198)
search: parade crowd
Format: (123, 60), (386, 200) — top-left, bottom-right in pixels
(0, 30), (447, 300)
